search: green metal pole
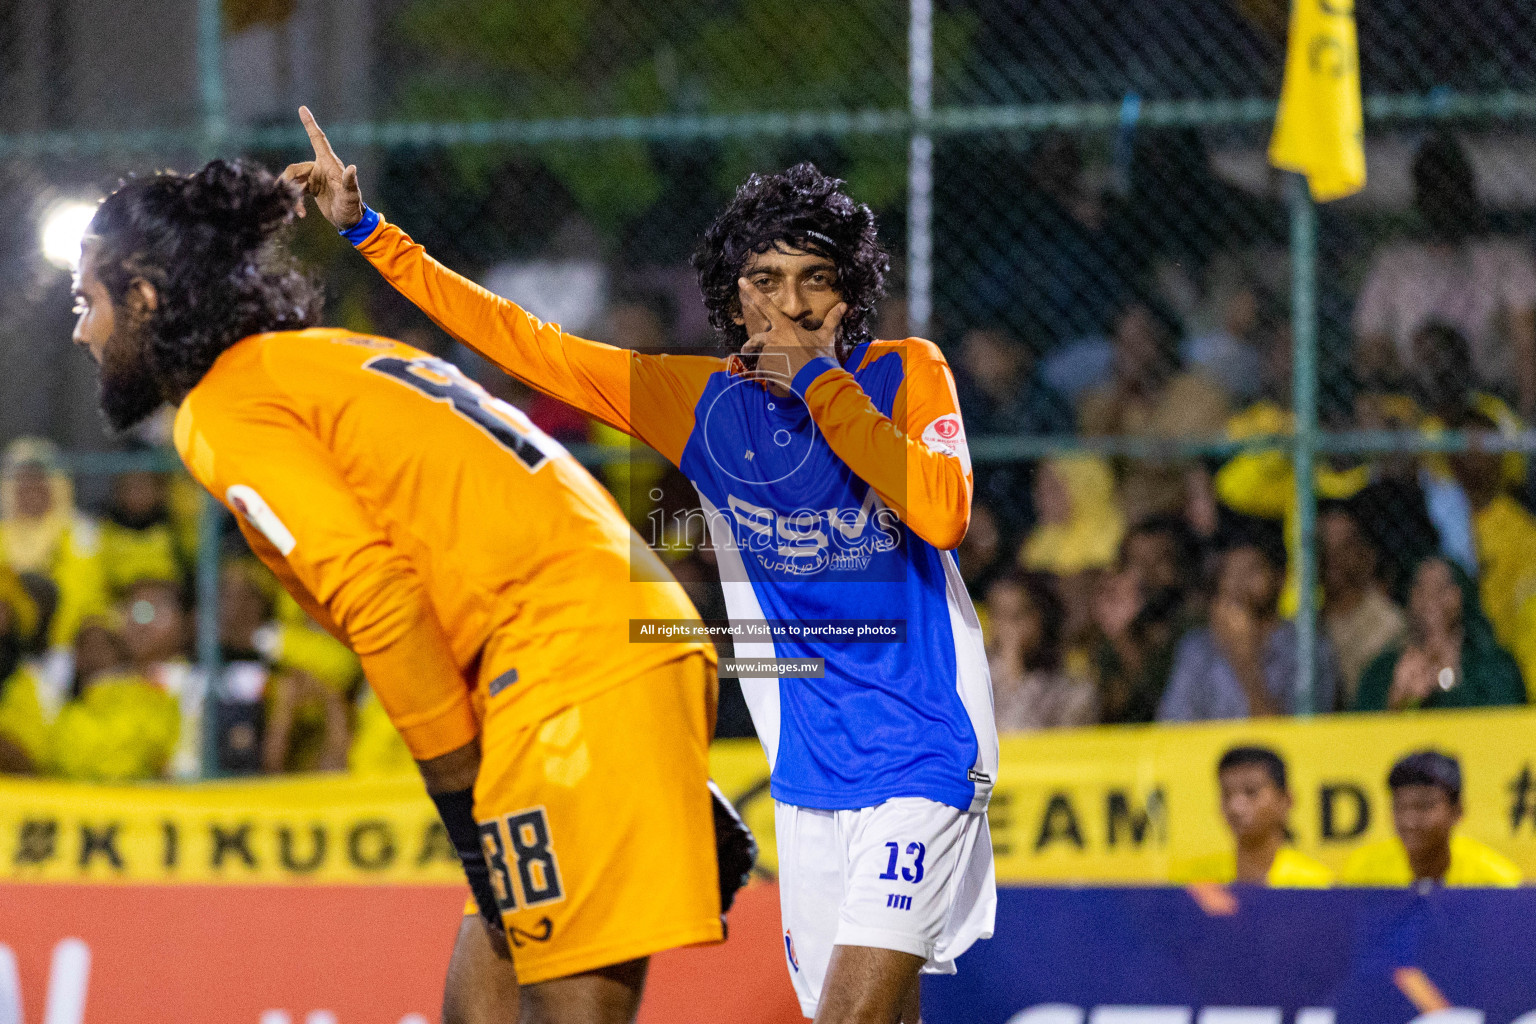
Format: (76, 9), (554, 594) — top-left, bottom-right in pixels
(196, 0), (226, 777)
(907, 0), (934, 336)
(1289, 175), (1320, 716)
(196, 491), (225, 778)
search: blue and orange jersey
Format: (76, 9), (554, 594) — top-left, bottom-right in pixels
(173, 328), (708, 763)
(353, 210), (997, 812)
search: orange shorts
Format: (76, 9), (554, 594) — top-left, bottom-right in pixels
(466, 651), (723, 984)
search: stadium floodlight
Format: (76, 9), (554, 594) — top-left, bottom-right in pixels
(39, 199), (99, 270)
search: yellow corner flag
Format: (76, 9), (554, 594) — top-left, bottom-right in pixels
(1269, 0), (1366, 201)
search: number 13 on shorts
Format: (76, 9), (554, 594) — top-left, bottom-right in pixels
(878, 841), (926, 884)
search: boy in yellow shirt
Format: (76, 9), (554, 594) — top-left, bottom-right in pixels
(1174, 745), (1333, 887)
(1341, 750), (1520, 887)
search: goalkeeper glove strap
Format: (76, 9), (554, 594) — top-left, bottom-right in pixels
(431, 787), (504, 934)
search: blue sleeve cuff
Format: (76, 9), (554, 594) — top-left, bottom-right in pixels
(339, 205), (381, 247)
(792, 355), (842, 398)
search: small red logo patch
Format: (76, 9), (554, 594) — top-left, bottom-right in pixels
(934, 417), (959, 439)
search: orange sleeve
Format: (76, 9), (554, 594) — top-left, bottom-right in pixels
(178, 401), (478, 761)
(791, 340), (973, 550)
(353, 216), (717, 465)
(236, 523), (349, 644)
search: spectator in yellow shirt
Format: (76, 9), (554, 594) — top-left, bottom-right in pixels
(98, 453), (187, 595)
(1341, 750), (1520, 887)
(0, 569), (46, 773)
(1079, 294), (1231, 525)
(1173, 745), (1333, 887)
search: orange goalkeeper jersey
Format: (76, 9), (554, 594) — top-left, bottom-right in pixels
(173, 328), (708, 761)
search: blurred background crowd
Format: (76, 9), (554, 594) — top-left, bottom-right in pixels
(2, 0), (1536, 780)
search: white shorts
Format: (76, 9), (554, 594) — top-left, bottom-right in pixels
(774, 797), (996, 1018)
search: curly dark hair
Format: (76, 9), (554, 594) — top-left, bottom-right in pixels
(88, 158), (322, 401)
(693, 162), (890, 354)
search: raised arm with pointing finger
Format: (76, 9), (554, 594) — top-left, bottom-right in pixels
(285, 106), (972, 548)
(283, 106), (716, 466)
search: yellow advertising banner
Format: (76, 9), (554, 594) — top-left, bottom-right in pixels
(4, 708), (1535, 885)
(716, 707), (1536, 882)
(0, 773), (465, 885)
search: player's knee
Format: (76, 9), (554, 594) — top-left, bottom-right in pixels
(518, 959), (648, 1024)
(442, 917), (520, 1024)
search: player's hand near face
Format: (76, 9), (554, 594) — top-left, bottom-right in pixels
(735, 277), (845, 394)
(281, 106), (365, 230)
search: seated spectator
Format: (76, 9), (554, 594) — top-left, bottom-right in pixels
(114, 578), (206, 777)
(47, 585), (179, 784)
(1215, 321), (1371, 617)
(1354, 473), (1443, 586)
(1447, 413), (1536, 693)
(1079, 293), (1231, 523)
(954, 327), (1072, 531)
(1354, 132), (1536, 417)
(1022, 456), (1125, 649)
(99, 454), (186, 595)
(1159, 525), (1337, 722)
(957, 500), (1009, 607)
(1182, 264), (1278, 405)
(219, 560), (350, 773)
(0, 438), (109, 649)
(985, 570), (1097, 732)
(47, 669), (179, 783)
(220, 558), (360, 696)
(955, 327), (1074, 438)
(1341, 750), (1520, 886)
(1320, 501), (1407, 708)
(996, 134), (1138, 390)
(1409, 322), (1527, 569)
(1020, 456), (1125, 576)
(1086, 539), (1198, 725)
(1354, 556), (1525, 712)
(0, 572), (46, 773)
(1119, 514), (1206, 620)
(1172, 746), (1333, 887)
(1412, 322), (1526, 447)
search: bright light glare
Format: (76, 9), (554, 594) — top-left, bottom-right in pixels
(39, 200), (98, 270)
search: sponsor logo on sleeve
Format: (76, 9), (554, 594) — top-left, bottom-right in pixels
(226, 485), (297, 556)
(921, 414), (972, 474)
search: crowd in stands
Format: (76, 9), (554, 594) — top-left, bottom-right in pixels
(0, 434), (404, 783)
(953, 130), (1536, 734)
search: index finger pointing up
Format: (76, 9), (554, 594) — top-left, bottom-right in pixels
(298, 106), (341, 163)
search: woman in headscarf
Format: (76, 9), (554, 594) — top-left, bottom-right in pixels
(985, 569), (1097, 732)
(0, 438), (109, 649)
(1021, 455), (1126, 575)
(1354, 555), (1525, 711)
(1021, 456), (1127, 655)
